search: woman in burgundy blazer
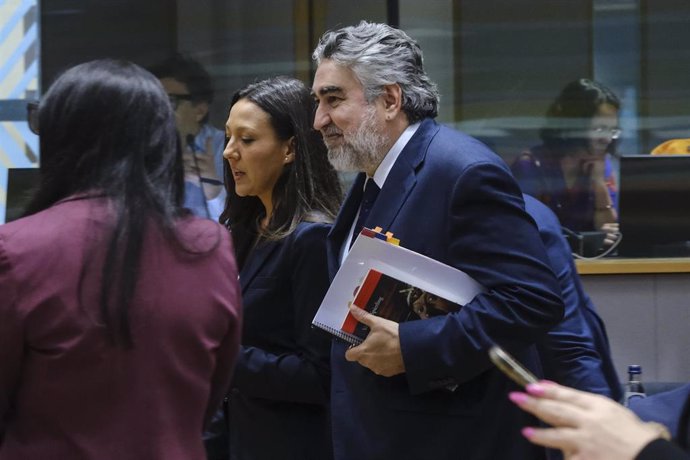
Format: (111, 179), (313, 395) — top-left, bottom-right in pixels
(0, 59), (242, 460)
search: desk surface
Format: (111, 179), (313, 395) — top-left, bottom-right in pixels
(575, 257), (690, 275)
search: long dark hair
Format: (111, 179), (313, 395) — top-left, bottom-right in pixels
(219, 76), (342, 267)
(539, 78), (621, 155)
(25, 59), (187, 347)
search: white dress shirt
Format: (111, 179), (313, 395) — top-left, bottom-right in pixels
(339, 122), (421, 264)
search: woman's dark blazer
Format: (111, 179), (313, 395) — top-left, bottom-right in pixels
(227, 221), (333, 460)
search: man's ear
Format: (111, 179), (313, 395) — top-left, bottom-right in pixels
(381, 83), (403, 119)
(194, 101), (210, 123)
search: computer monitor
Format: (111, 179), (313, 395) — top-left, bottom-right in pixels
(4, 167), (40, 223)
(617, 154), (690, 257)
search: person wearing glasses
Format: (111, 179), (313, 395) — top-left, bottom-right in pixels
(2, 59), (242, 460)
(151, 54), (226, 220)
(512, 79), (621, 238)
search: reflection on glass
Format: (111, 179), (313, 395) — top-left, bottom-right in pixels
(511, 79), (620, 242)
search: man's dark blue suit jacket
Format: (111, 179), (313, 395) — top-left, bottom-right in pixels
(524, 194), (622, 401)
(327, 119), (565, 460)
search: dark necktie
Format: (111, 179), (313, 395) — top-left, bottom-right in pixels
(351, 178), (380, 247)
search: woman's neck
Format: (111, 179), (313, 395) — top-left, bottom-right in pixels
(258, 194), (273, 230)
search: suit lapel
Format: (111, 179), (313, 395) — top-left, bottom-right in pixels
(326, 120), (440, 277)
(327, 173), (366, 278)
(239, 239), (280, 293)
(367, 119), (439, 232)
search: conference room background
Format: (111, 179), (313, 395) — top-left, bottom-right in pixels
(0, 0), (688, 382)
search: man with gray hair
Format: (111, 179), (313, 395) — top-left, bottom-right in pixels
(312, 21), (564, 460)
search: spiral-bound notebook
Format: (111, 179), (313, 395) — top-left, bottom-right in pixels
(312, 228), (484, 345)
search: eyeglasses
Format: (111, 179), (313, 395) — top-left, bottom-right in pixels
(591, 126), (622, 140)
(27, 100), (39, 135)
(167, 93), (194, 110)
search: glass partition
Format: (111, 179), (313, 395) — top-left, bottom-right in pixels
(3, 0), (689, 258)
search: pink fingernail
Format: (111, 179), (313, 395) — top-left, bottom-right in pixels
(508, 391), (528, 405)
(522, 427), (535, 439)
(526, 383), (545, 396)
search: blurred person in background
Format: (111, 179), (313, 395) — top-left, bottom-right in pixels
(152, 54), (226, 220)
(512, 79), (620, 244)
(524, 194), (621, 403)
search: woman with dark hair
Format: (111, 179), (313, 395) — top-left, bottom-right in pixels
(512, 78), (620, 235)
(219, 76), (341, 460)
(0, 59), (242, 459)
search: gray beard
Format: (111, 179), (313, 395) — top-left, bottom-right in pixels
(326, 107), (388, 173)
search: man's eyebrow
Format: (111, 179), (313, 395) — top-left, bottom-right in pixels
(313, 86), (344, 97)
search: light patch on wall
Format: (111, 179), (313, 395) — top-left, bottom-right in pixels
(0, 0), (39, 223)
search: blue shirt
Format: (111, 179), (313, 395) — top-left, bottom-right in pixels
(184, 124), (226, 221)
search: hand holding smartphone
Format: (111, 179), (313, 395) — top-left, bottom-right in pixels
(489, 345), (538, 388)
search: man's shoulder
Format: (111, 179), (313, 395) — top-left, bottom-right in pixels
(523, 194), (559, 229)
(416, 119), (477, 145)
(420, 121), (502, 162)
(415, 123), (507, 174)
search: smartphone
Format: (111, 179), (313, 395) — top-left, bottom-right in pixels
(489, 345), (538, 387)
